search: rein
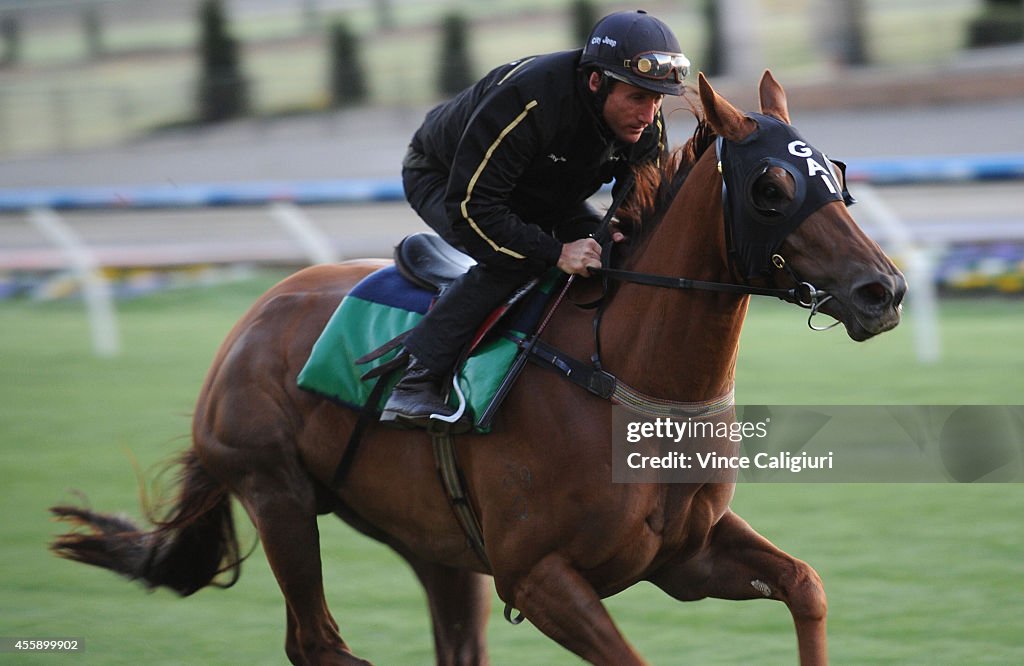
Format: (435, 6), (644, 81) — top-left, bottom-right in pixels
(591, 264), (810, 301)
(590, 258), (838, 331)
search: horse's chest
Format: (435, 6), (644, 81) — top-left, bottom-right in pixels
(652, 485), (735, 553)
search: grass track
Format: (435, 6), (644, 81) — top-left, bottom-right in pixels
(1, 273), (1021, 664)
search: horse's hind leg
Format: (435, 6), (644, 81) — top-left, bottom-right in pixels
(405, 556), (491, 666)
(236, 480), (371, 666)
(648, 509), (828, 665)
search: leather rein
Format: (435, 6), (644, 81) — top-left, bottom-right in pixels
(590, 259), (838, 331)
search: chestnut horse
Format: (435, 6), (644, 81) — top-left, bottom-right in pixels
(51, 72), (905, 665)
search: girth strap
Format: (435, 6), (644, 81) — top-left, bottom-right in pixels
(430, 424), (490, 569)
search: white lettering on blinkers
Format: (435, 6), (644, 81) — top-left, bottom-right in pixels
(788, 140), (812, 158)
(788, 140), (839, 195)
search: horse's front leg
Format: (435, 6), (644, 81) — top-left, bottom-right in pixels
(647, 509), (828, 665)
(497, 553), (646, 666)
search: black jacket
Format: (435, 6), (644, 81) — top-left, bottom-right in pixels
(408, 49), (667, 268)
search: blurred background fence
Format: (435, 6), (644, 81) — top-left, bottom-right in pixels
(1, 0), (1022, 155)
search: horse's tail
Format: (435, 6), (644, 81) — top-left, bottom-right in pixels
(49, 449), (246, 597)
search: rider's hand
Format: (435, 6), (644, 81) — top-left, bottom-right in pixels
(609, 219), (629, 244)
(557, 238), (603, 276)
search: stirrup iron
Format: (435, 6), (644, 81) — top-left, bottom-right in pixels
(430, 374), (467, 425)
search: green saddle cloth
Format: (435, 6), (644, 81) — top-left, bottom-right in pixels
(296, 265), (556, 433)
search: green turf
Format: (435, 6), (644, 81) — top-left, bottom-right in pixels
(1, 275), (1021, 664)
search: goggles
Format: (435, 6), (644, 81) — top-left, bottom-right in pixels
(622, 51), (690, 83)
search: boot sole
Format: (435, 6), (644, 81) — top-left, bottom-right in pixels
(380, 409), (473, 434)
(380, 409), (427, 429)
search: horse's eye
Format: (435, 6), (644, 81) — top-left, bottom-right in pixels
(751, 175), (789, 217)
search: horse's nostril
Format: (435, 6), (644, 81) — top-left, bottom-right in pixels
(855, 281), (891, 308)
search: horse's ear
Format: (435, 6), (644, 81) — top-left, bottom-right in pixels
(758, 69), (790, 124)
(698, 72), (756, 142)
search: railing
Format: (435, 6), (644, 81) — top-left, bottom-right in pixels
(2, 153), (1022, 359)
(3, 153), (1021, 213)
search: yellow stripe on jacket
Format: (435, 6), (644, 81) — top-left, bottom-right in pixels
(459, 100), (539, 260)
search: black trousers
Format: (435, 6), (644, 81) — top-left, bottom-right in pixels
(402, 162), (605, 376)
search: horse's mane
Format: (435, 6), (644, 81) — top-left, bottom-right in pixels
(616, 115), (717, 251)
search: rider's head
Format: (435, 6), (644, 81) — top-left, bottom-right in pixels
(580, 11), (688, 144)
(580, 10), (690, 99)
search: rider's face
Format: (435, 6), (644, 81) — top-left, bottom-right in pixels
(589, 72), (664, 144)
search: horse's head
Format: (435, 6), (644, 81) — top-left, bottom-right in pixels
(699, 71), (906, 341)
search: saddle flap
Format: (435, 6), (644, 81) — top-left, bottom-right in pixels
(394, 232), (476, 292)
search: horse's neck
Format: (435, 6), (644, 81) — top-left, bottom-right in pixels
(600, 160), (747, 402)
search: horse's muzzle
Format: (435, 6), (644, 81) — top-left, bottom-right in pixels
(828, 269), (907, 341)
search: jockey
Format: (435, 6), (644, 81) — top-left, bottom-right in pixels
(381, 10), (690, 429)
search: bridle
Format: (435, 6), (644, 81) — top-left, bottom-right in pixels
(767, 253), (840, 332)
(589, 126), (848, 337)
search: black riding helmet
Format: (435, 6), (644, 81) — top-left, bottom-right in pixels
(580, 10), (689, 96)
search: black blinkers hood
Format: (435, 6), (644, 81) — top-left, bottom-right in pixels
(718, 113), (852, 278)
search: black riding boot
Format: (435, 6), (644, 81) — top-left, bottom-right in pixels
(380, 355), (457, 428)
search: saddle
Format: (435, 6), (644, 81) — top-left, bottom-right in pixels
(393, 232), (476, 292)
